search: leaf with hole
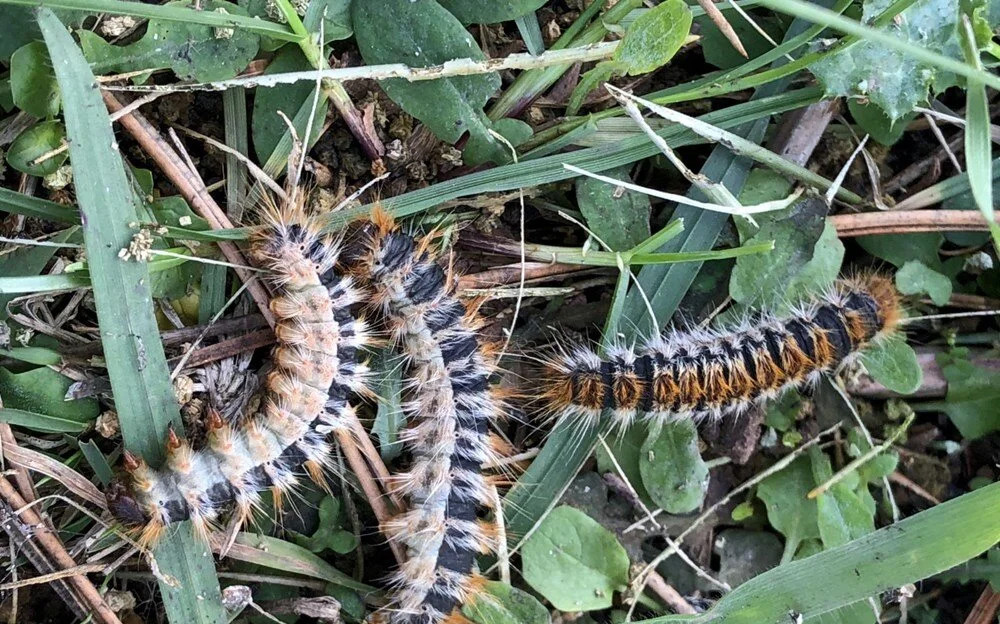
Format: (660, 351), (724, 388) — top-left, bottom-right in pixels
(521, 505), (629, 611)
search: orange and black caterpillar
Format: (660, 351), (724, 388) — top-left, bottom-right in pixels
(542, 274), (902, 430)
(106, 202), (370, 545)
(358, 211), (502, 624)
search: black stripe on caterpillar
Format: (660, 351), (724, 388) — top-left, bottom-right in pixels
(357, 209), (502, 624)
(106, 201), (371, 547)
(541, 274), (902, 430)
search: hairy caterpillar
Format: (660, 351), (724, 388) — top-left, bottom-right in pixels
(542, 274), (902, 430)
(106, 201), (371, 546)
(357, 210), (503, 624)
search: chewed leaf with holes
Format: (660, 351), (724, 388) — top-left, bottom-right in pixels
(521, 505), (629, 611)
(810, 0), (999, 119)
(79, 0), (260, 82)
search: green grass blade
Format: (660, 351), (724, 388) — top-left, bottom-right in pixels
(959, 16), (994, 227)
(0, 187), (79, 224)
(35, 9), (226, 623)
(2, 0), (299, 40)
(0, 407), (89, 433)
(641, 483), (1000, 623)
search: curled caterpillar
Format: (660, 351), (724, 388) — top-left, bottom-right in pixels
(542, 274), (901, 430)
(106, 201), (370, 546)
(358, 210), (502, 624)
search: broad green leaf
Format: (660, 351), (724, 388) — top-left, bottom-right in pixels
(10, 42), (59, 117)
(639, 419), (709, 513)
(575, 164), (651, 251)
(847, 100), (914, 146)
(7, 120), (68, 176)
(0, 347), (62, 366)
(640, 482), (1000, 623)
(856, 233), (943, 270)
(436, 0), (548, 24)
(36, 9), (226, 623)
(935, 347), (1000, 439)
(251, 45), (327, 162)
(860, 333), (922, 395)
(521, 505), (629, 611)
(756, 456), (820, 560)
(894, 260), (952, 305)
(809, 448), (875, 549)
(809, 0), (979, 119)
(730, 194), (843, 311)
(463, 581), (550, 624)
(0, 367), (97, 423)
(352, 0), (514, 165)
(613, 0), (693, 75)
(80, 0), (260, 82)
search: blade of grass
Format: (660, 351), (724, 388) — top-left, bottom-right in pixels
(516, 11), (545, 56)
(1, 0), (299, 40)
(895, 156), (1000, 210)
(0, 408), (89, 433)
(35, 9), (226, 624)
(958, 15), (996, 249)
(640, 483), (1000, 623)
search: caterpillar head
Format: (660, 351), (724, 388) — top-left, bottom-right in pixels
(105, 480), (150, 528)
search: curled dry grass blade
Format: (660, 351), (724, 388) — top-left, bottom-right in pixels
(35, 9), (227, 623)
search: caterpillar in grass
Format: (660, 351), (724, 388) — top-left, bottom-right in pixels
(541, 274), (902, 431)
(105, 198), (371, 546)
(356, 209), (504, 624)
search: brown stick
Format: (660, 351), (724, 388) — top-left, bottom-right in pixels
(0, 476), (123, 624)
(694, 0), (748, 58)
(963, 586), (1000, 624)
(101, 92), (276, 329)
(645, 571), (698, 615)
(334, 429), (406, 564)
(830, 210), (990, 237)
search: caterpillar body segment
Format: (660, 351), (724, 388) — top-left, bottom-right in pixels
(106, 205), (371, 545)
(542, 274), (902, 430)
(358, 211), (503, 624)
